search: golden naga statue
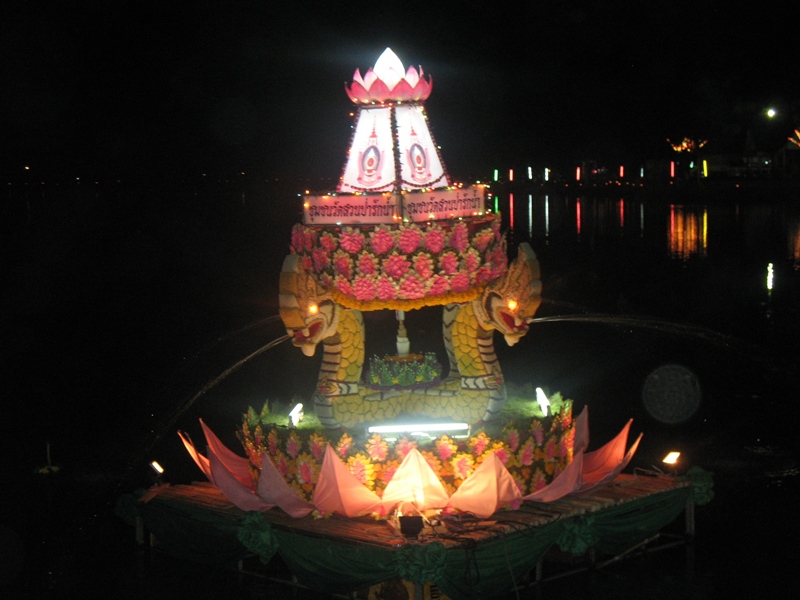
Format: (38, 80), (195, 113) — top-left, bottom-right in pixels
(278, 242), (542, 429)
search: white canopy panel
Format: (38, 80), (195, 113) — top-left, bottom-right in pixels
(339, 106), (395, 193)
(395, 104), (448, 189)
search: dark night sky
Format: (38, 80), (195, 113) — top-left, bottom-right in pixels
(2, 0), (797, 183)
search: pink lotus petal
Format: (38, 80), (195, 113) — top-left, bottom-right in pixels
(314, 444), (382, 517)
(412, 78), (432, 101)
(448, 453), (521, 518)
(362, 69), (378, 90)
(366, 79), (391, 102)
(208, 447), (274, 512)
(582, 419), (632, 481)
(200, 419), (252, 489)
(522, 449), (584, 503)
(177, 431), (211, 480)
(404, 65), (420, 87)
(352, 68), (366, 87)
(390, 79), (414, 101)
(257, 452), (314, 518)
(577, 433), (642, 493)
(346, 82), (369, 103)
(381, 448), (449, 513)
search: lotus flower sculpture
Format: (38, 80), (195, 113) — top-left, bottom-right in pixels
(345, 48), (433, 104)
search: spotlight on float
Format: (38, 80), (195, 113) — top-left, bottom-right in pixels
(660, 451), (683, 476)
(289, 403), (304, 427)
(535, 387), (550, 416)
(368, 422), (470, 441)
(150, 460), (165, 485)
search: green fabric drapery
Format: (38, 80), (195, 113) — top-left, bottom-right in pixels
(273, 531), (398, 594)
(557, 487), (691, 556)
(120, 475), (706, 599)
(237, 512), (279, 564)
(117, 493), (252, 567)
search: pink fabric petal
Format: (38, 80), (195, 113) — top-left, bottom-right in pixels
(313, 444), (381, 518)
(404, 65), (420, 87)
(413, 77), (432, 101)
(582, 419), (632, 481)
(523, 449), (584, 503)
(390, 79), (414, 101)
(573, 405), (590, 454)
(257, 452), (314, 518)
(448, 453), (522, 518)
(381, 448), (450, 513)
(200, 419), (252, 488)
(577, 433), (642, 493)
(208, 447), (274, 512)
(362, 69), (378, 90)
(177, 431), (211, 480)
(366, 79), (391, 103)
(346, 81), (369, 103)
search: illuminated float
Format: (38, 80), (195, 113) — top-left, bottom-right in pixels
(111, 49), (718, 600)
(178, 48), (643, 522)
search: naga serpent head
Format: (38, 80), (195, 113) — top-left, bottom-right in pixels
(473, 242), (542, 347)
(279, 254), (341, 356)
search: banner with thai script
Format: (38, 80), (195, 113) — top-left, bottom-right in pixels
(303, 194), (398, 225)
(402, 186), (485, 222)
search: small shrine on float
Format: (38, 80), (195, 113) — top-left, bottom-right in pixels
(118, 48), (711, 600)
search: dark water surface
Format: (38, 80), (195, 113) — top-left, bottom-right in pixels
(2, 181), (798, 598)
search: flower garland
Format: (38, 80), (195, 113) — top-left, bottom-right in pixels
(237, 393), (574, 511)
(367, 353), (442, 388)
(289, 214), (507, 311)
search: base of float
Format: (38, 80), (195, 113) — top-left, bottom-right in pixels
(116, 474), (695, 599)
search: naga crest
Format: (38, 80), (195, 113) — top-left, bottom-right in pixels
(472, 242), (542, 347)
(279, 255), (341, 356)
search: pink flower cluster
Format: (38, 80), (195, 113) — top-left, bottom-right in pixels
(289, 217), (506, 303)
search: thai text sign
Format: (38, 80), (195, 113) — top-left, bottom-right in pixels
(303, 186), (485, 225)
(303, 194), (398, 225)
(402, 186), (485, 223)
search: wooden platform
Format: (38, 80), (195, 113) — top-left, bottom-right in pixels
(121, 474), (694, 599)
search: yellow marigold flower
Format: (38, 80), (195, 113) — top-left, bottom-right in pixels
(451, 452), (475, 480)
(366, 433), (389, 462)
(468, 432), (491, 456)
(337, 432), (354, 458)
(435, 435), (457, 462)
(295, 452), (319, 486)
(307, 432), (327, 462)
(347, 453), (376, 489)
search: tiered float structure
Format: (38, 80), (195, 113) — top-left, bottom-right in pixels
(118, 49), (712, 600)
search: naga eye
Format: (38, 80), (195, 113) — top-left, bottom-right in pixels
(507, 299), (518, 311)
(308, 303), (319, 315)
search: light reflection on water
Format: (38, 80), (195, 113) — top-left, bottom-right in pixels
(506, 191), (800, 263)
(500, 192), (800, 341)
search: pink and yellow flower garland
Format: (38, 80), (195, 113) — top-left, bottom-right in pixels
(238, 410), (574, 508)
(289, 214), (507, 311)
